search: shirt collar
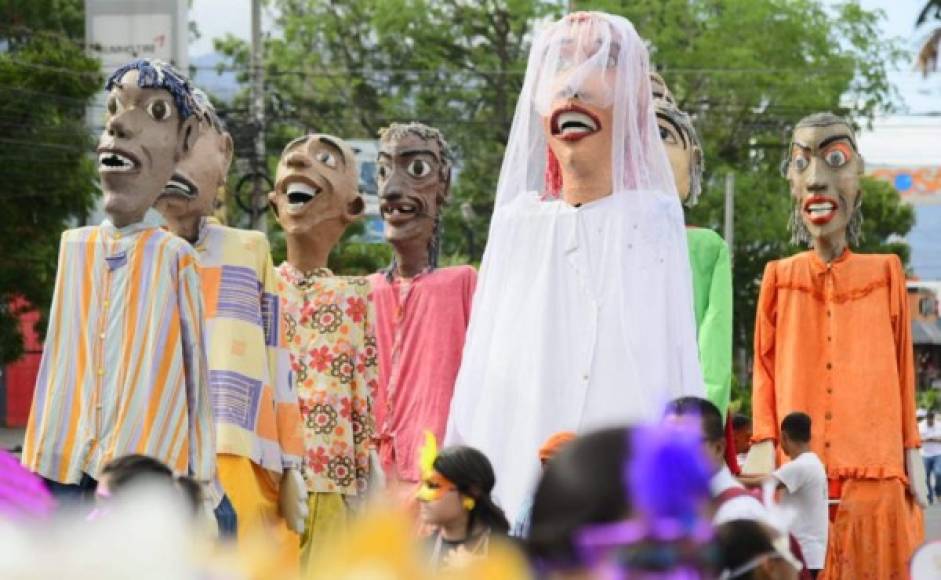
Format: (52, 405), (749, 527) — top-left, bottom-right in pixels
(279, 261), (334, 289)
(808, 246), (852, 272)
(99, 218), (155, 240)
(193, 216), (219, 251)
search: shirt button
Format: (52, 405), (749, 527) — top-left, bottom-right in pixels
(582, 374), (589, 382)
(825, 442), (831, 448)
(827, 388), (833, 394)
(826, 310), (831, 317)
(99, 333), (105, 340)
(825, 412), (832, 420)
(826, 363), (832, 370)
(97, 368), (105, 376)
(103, 300), (110, 307)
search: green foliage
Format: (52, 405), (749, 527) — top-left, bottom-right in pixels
(0, 0), (101, 363)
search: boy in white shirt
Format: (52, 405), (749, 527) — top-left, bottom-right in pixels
(743, 411), (828, 577)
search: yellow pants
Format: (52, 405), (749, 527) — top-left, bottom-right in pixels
(217, 454), (300, 576)
(300, 492), (349, 577)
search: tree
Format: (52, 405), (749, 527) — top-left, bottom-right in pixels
(0, 1), (101, 363)
(916, 0), (941, 75)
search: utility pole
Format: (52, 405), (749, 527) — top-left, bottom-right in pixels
(250, 0), (267, 232)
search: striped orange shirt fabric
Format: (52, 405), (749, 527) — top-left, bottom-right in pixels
(22, 220), (216, 484)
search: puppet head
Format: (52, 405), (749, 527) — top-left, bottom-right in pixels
(154, 88), (234, 232)
(518, 12), (673, 207)
(377, 122), (453, 271)
(98, 59), (199, 227)
(269, 133), (364, 249)
(783, 112), (864, 247)
(652, 74), (704, 205)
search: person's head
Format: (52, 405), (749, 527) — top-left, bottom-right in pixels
(99, 59), (199, 227)
(732, 414), (753, 455)
(538, 431), (577, 469)
(528, 425), (715, 577)
(664, 397), (725, 470)
(779, 412), (811, 458)
(716, 520), (801, 580)
(269, 133), (364, 246)
(652, 74), (704, 205)
(96, 454), (201, 518)
(783, 112), (864, 248)
(417, 444), (509, 536)
(377, 122), (453, 269)
(154, 87), (234, 232)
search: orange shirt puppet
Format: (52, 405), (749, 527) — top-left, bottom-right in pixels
(748, 113), (926, 579)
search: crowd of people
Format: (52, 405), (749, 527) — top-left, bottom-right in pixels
(2, 9), (933, 579)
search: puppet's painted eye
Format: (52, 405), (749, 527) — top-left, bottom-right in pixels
(791, 152), (809, 172)
(658, 123), (679, 145)
(147, 99), (172, 121)
(407, 159), (431, 178)
(107, 96), (118, 115)
(316, 150), (337, 168)
(377, 164), (388, 180)
(823, 144), (852, 168)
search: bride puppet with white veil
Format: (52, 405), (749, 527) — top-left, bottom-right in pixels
(445, 12), (705, 520)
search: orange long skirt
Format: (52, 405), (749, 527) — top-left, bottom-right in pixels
(822, 478), (924, 580)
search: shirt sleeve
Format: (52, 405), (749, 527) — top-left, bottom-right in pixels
(178, 249), (216, 483)
(773, 457), (807, 494)
(259, 238), (305, 471)
(700, 238), (734, 418)
(752, 261), (779, 444)
(889, 256), (920, 449)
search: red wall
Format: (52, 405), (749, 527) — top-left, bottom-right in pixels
(4, 298), (41, 427)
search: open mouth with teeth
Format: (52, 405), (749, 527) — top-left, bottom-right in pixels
(550, 105), (601, 142)
(97, 149), (140, 173)
(380, 200), (422, 226)
(802, 195), (839, 225)
(282, 179), (322, 214)
(160, 173), (198, 199)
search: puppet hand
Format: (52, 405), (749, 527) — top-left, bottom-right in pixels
(741, 440), (775, 475)
(279, 468), (308, 534)
(906, 448), (930, 509)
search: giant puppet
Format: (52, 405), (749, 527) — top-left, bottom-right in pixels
(651, 74), (732, 418)
(368, 123), (476, 487)
(268, 133), (378, 570)
(445, 12), (704, 520)
(748, 113), (926, 578)
(154, 89), (307, 547)
(22, 59), (215, 497)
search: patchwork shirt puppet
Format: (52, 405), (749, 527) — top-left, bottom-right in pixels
(22, 59), (215, 498)
(445, 12), (704, 521)
(268, 133), (378, 569)
(368, 123), (476, 487)
(153, 88), (307, 544)
(651, 74), (732, 421)
(748, 113), (925, 577)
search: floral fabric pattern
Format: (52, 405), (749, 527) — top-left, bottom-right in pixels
(276, 263), (378, 495)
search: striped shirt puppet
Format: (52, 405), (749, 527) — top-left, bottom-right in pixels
(23, 59), (216, 490)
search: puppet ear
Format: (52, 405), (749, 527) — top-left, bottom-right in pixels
(220, 132), (235, 175)
(346, 195), (366, 222)
(176, 115), (199, 161)
(268, 190), (280, 218)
